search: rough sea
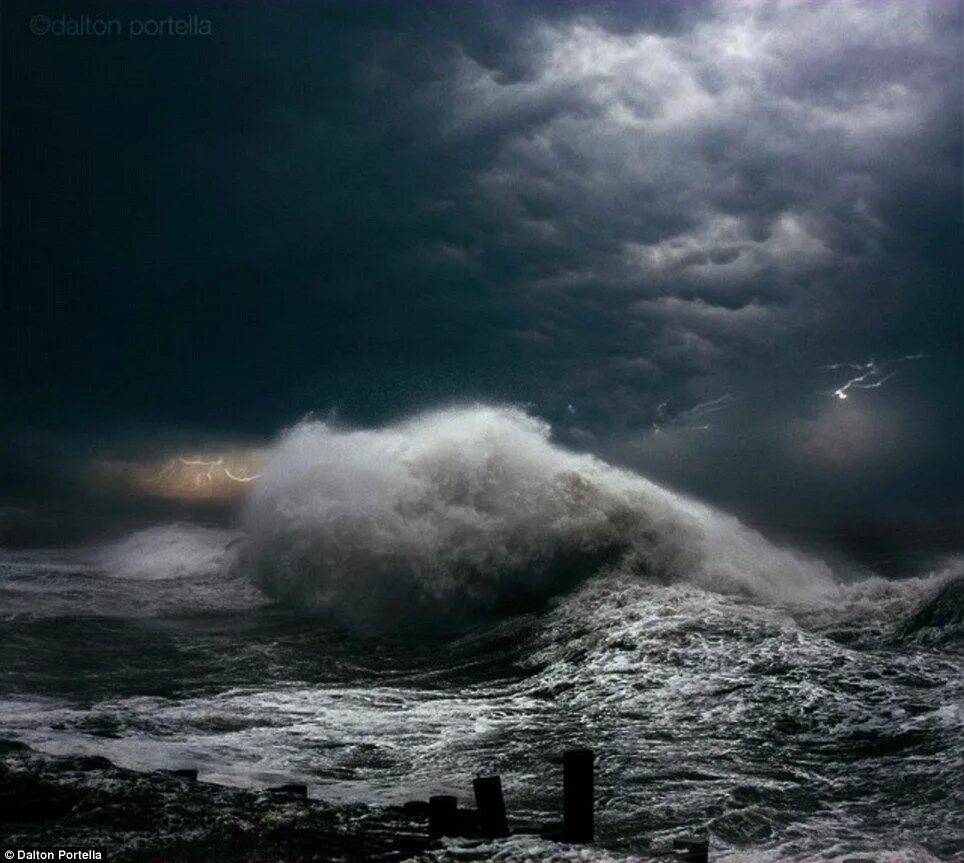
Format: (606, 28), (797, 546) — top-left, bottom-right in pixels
(2, 407), (961, 861)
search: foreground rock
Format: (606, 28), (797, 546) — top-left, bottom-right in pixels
(0, 740), (434, 862)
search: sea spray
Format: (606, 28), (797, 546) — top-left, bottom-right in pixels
(235, 405), (838, 629)
(94, 523), (241, 581)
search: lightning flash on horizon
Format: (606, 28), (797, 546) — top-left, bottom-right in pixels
(94, 449), (267, 501)
(176, 457), (261, 486)
(148, 456), (262, 490)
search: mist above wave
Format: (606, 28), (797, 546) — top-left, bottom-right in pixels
(235, 405), (838, 630)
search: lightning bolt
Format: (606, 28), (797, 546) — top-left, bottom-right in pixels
(651, 401), (669, 434)
(223, 467), (261, 483)
(686, 393), (736, 418)
(146, 456), (261, 488)
(179, 457), (223, 488)
(145, 460), (176, 484)
(651, 394), (734, 434)
(823, 352), (923, 400)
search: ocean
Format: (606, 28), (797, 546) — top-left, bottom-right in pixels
(1, 407), (961, 861)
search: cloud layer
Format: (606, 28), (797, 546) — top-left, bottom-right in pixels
(2, 0), (960, 519)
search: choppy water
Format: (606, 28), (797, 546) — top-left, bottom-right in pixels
(1, 407), (962, 861)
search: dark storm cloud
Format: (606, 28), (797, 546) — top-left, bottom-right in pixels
(1, 0), (960, 520)
(394, 0), (962, 512)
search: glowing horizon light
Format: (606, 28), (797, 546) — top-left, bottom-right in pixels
(95, 449), (266, 501)
(145, 455), (263, 492)
(166, 457), (262, 486)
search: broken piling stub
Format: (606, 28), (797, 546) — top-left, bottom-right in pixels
(563, 747), (594, 843)
(429, 794), (459, 837)
(673, 838), (709, 863)
(473, 774), (510, 838)
(268, 783), (308, 797)
(419, 748), (709, 858)
(166, 768), (198, 781)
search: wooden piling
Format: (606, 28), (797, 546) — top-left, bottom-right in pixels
(167, 768), (198, 781)
(563, 748), (594, 843)
(673, 838), (709, 863)
(268, 783), (308, 797)
(428, 794), (458, 838)
(472, 775), (510, 838)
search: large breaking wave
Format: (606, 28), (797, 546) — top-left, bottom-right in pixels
(236, 405), (839, 629)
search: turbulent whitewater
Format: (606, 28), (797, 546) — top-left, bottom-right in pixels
(1, 406), (961, 862)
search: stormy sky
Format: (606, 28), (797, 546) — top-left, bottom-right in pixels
(2, 0), (961, 529)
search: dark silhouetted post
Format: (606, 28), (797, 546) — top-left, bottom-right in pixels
(168, 768), (198, 781)
(673, 838), (709, 863)
(563, 748), (594, 843)
(473, 775), (510, 838)
(268, 783), (308, 797)
(429, 795), (458, 837)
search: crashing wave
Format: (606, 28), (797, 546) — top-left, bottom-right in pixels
(902, 569), (964, 641)
(94, 523), (241, 581)
(234, 406), (838, 629)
